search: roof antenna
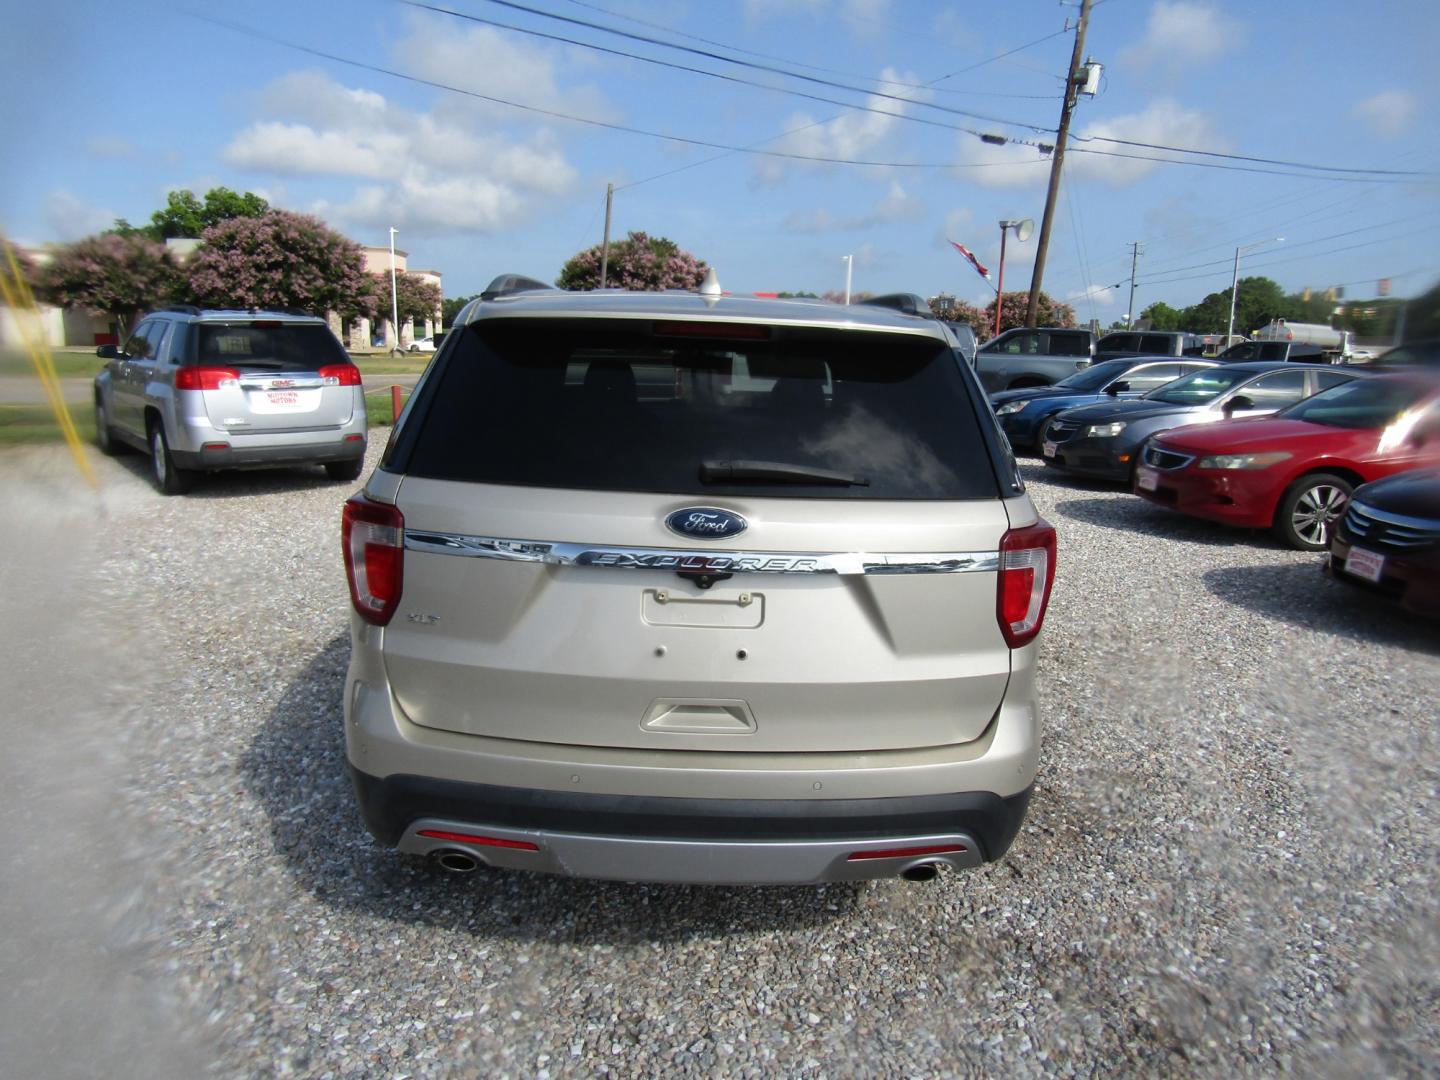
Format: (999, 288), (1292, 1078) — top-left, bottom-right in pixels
(698, 267), (722, 299)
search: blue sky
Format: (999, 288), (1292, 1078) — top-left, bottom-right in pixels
(3, 0), (1437, 325)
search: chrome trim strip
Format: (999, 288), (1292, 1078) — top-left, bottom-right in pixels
(1347, 501), (1440, 532)
(404, 530), (999, 576)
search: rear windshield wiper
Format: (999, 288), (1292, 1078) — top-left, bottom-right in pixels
(699, 459), (869, 486)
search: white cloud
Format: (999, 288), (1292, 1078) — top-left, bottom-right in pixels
(783, 181), (926, 233)
(1351, 89), (1417, 139)
(44, 190), (115, 240)
(755, 67), (928, 184)
(222, 65), (579, 235)
(1067, 283), (1119, 308)
(953, 100), (1226, 189)
(1119, 2), (1241, 69)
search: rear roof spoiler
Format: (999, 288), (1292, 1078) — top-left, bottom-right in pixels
(855, 293), (937, 319)
(480, 274), (557, 301)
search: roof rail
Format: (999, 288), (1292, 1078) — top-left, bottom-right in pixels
(855, 293), (936, 319)
(480, 274), (556, 301)
(164, 304), (203, 316)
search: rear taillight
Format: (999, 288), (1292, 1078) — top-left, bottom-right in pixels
(342, 494), (404, 626)
(320, 364), (363, 386)
(997, 520), (1057, 648)
(175, 366), (240, 390)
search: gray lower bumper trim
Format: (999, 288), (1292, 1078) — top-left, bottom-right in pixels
(399, 818), (984, 884)
(404, 531), (999, 576)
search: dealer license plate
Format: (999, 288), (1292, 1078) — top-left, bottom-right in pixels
(266, 391), (300, 407)
(1344, 546), (1385, 584)
(1042, 441), (1057, 459)
(1136, 467), (1159, 492)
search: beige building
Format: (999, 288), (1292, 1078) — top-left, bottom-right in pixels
(356, 246), (444, 352)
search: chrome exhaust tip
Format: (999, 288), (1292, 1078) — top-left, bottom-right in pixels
(900, 861), (941, 882)
(433, 849), (482, 874)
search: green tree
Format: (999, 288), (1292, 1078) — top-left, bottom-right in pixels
(557, 231), (707, 291)
(442, 294), (477, 327)
(111, 187), (271, 241)
(1139, 301), (1184, 331)
(36, 233), (183, 335)
(1181, 276), (1292, 335)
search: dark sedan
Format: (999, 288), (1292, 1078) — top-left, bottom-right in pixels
(1324, 467), (1440, 617)
(990, 357), (1217, 452)
(1041, 362), (1358, 483)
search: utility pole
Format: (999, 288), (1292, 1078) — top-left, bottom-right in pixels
(842, 254), (853, 305)
(1025, 0), (1092, 327)
(1126, 241), (1143, 326)
(599, 183), (614, 289)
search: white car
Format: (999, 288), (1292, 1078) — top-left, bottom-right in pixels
(408, 336), (436, 353)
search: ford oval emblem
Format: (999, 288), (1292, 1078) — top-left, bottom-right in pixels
(665, 506), (748, 541)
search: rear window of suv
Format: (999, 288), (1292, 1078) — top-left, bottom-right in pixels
(194, 322), (348, 371)
(396, 319), (1001, 500)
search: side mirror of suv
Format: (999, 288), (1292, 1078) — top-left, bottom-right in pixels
(96, 344), (119, 359)
(1105, 380), (1131, 396)
(1222, 394), (1255, 417)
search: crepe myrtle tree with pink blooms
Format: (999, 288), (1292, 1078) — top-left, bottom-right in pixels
(37, 233), (184, 336)
(187, 210), (376, 320)
(556, 231), (708, 292)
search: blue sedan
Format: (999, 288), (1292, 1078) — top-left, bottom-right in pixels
(990, 357), (1218, 452)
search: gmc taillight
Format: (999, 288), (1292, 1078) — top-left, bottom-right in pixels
(175, 366), (240, 391)
(342, 494), (404, 626)
(319, 364), (363, 386)
(997, 520), (1057, 648)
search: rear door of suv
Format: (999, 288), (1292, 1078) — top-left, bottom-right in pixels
(188, 320), (359, 435)
(379, 316), (1021, 755)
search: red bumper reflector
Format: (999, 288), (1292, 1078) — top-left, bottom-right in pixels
(417, 829), (540, 852)
(201, 442), (230, 451)
(846, 844), (968, 862)
(344, 434), (365, 442)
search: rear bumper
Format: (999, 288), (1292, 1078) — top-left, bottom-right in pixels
(172, 436), (365, 471)
(350, 766), (1033, 883)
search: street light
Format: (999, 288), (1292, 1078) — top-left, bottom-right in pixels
(841, 254), (853, 305)
(995, 219), (1034, 337)
(1226, 236), (1283, 344)
(388, 226), (401, 354)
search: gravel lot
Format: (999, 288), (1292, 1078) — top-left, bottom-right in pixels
(2, 441), (1436, 1078)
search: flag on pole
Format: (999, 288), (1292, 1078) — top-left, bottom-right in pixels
(949, 240), (990, 280)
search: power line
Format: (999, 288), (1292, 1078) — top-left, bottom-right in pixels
(189, 14), (1052, 172)
(558, 0), (1061, 98)
(398, 0), (1031, 142)
(446, 0), (1424, 181)
(408, 0), (1055, 132)
(1071, 132), (1433, 179)
(1134, 222), (1440, 288)
(1066, 145), (1418, 184)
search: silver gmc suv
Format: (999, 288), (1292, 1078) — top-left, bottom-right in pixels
(94, 307), (367, 493)
(342, 274), (1055, 885)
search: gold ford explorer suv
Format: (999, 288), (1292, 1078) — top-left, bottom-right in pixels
(342, 273), (1055, 885)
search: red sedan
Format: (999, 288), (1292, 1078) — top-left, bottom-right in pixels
(1134, 373), (1440, 549)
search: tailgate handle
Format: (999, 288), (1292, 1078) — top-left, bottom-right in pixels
(642, 699), (757, 735)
